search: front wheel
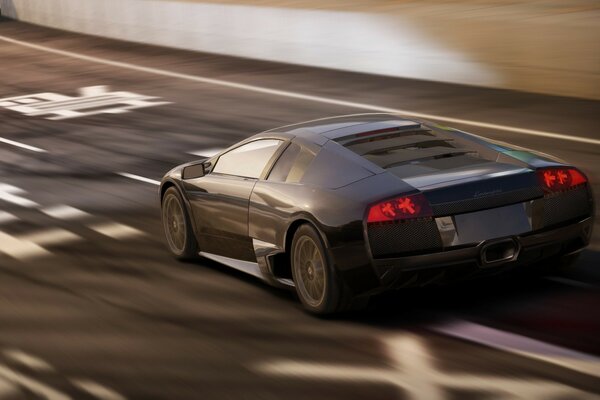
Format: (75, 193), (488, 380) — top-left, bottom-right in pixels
(161, 187), (199, 260)
(291, 224), (363, 314)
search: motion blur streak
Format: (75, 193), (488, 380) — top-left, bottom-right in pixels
(0, 34), (599, 146)
(258, 334), (593, 399)
(433, 320), (600, 377)
(0, 135), (47, 152)
(117, 172), (161, 186)
(0, 10), (599, 400)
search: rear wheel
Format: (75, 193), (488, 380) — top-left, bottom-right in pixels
(291, 224), (365, 314)
(162, 187), (199, 260)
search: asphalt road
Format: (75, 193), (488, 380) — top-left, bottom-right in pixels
(0, 17), (599, 400)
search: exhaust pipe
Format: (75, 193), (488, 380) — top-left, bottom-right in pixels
(480, 238), (520, 267)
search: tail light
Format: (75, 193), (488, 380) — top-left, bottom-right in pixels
(536, 167), (587, 195)
(367, 193), (432, 223)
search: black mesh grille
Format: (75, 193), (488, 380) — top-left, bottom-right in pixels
(431, 186), (543, 216)
(542, 187), (591, 228)
(368, 219), (442, 258)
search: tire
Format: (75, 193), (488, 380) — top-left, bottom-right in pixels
(291, 224), (364, 314)
(161, 187), (199, 260)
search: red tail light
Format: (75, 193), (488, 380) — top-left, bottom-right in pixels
(367, 193), (432, 223)
(536, 167), (587, 195)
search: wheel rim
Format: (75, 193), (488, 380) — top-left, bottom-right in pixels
(293, 236), (327, 307)
(163, 194), (186, 253)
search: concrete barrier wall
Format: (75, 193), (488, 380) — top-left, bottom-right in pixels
(1, 0), (599, 100)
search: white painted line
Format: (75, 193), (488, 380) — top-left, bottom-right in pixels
(0, 86), (171, 120)
(0, 183), (40, 208)
(71, 379), (126, 400)
(16, 98), (38, 104)
(21, 228), (82, 247)
(89, 222), (145, 239)
(0, 136), (47, 153)
(258, 334), (591, 398)
(117, 172), (160, 186)
(0, 231), (50, 260)
(432, 320), (600, 378)
(0, 376), (20, 398)
(544, 276), (599, 290)
(3, 349), (54, 372)
(0, 211), (18, 225)
(0, 34), (597, 146)
(188, 147), (225, 157)
(0, 364), (70, 400)
(41, 205), (91, 220)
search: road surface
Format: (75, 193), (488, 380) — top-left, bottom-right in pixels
(0, 17), (599, 400)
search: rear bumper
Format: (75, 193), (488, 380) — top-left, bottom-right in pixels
(332, 216), (593, 295)
(374, 216), (593, 289)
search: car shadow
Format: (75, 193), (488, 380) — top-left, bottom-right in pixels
(339, 248), (600, 329)
(179, 248), (599, 332)
(181, 256), (298, 304)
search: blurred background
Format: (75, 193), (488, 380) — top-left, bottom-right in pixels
(0, 1), (598, 399)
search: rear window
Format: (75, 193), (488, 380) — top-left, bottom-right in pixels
(268, 142), (315, 183)
(336, 124), (483, 177)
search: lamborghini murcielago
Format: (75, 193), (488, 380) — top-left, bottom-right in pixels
(159, 114), (594, 314)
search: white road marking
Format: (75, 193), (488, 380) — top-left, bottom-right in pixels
(0, 35), (598, 146)
(0, 364), (71, 400)
(0, 227), (82, 259)
(21, 228), (82, 247)
(432, 320), (600, 378)
(0, 86), (170, 120)
(89, 222), (145, 239)
(0, 136), (47, 153)
(117, 172), (160, 186)
(0, 231), (50, 259)
(188, 147), (225, 157)
(0, 183), (40, 208)
(0, 211), (18, 224)
(42, 204), (91, 220)
(4, 349), (54, 372)
(0, 375), (20, 398)
(71, 379), (126, 400)
(258, 334), (591, 399)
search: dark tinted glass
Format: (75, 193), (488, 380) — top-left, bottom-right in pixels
(268, 143), (301, 182)
(268, 142), (315, 183)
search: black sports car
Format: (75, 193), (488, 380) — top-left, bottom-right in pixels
(160, 114), (594, 314)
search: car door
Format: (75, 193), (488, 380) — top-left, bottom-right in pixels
(185, 139), (284, 261)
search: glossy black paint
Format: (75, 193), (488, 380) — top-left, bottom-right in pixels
(186, 174), (256, 261)
(160, 113), (595, 296)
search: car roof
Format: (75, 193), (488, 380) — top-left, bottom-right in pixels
(259, 113), (423, 142)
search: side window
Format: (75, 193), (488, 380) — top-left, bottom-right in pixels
(213, 139), (283, 179)
(268, 142), (316, 183)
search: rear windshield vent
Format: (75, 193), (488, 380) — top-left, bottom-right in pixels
(336, 124), (429, 146)
(367, 148), (476, 170)
(338, 125), (480, 168)
(353, 137), (454, 156)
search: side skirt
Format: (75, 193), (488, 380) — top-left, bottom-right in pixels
(199, 252), (264, 279)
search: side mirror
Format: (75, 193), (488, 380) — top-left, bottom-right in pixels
(182, 162), (209, 179)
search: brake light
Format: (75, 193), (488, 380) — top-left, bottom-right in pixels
(536, 167), (587, 194)
(367, 193), (432, 223)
